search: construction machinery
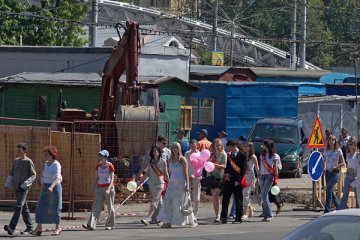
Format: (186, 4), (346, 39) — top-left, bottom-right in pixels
(57, 21), (163, 167)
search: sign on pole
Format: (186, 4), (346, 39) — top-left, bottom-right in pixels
(307, 116), (326, 149)
(308, 151), (323, 181)
(211, 51), (224, 66)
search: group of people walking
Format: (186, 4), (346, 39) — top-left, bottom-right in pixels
(2, 129), (285, 235)
(136, 129), (284, 229)
(4, 143), (63, 236)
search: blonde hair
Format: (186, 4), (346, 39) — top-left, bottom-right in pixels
(213, 138), (224, 152)
(171, 142), (183, 159)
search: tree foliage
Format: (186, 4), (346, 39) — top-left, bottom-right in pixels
(0, 0), (89, 46)
(196, 0), (359, 68)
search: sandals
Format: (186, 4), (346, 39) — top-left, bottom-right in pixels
(51, 228), (62, 236)
(31, 229), (43, 236)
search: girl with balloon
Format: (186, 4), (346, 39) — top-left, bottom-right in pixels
(136, 145), (169, 226)
(259, 140), (282, 222)
(184, 139), (201, 221)
(207, 138), (227, 223)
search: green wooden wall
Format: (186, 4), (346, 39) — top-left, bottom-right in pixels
(0, 85), (100, 120)
(159, 95), (181, 144)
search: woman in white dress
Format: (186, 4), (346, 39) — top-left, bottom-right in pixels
(158, 142), (195, 228)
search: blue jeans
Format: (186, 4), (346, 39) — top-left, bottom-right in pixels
(9, 187), (33, 231)
(324, 170), (340, 213)
(260, 174), (274, 218)
(338, 172), (357, 210)
(229, 194), (236, 216)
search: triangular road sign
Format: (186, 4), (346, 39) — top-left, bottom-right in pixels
(307, 116), (326, 148)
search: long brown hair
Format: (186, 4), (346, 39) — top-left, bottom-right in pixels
(262, 139), (276, 157)
(327, 136), (339, 150)
(247, 142), (255, 160)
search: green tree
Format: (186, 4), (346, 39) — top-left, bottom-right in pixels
(322, 0), (360, 66)
(0, 0), (89, 46)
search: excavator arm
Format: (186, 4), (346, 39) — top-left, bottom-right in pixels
(98, 21), (141, 121)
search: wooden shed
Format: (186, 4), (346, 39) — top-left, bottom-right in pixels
(0, 72), (199, 143)
(0, 72), (101, 120)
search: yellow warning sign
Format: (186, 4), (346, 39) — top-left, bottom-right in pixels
(211, 51), (224, 66)
(307, 116), (326, 148)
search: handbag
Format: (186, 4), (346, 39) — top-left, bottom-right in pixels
(180, 192), (194, 216)
(4, 175), (13, 188)
(252, 183), (262, 205)
(200, 175), (216, 188)
(241, 175), (250, 188)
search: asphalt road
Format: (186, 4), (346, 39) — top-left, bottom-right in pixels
(0, 203), (321, 240)
(0, 174), (318, 239)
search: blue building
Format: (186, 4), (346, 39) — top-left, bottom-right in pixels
(189, 66), (355, 141)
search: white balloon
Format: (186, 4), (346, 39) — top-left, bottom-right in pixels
(271, 185), (280, 195)
(127, 181), (137, 192)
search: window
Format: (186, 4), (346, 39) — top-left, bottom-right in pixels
(181, 106), (192, 130)
(191, 98), (214, 125)
(191, 98), (198, 124)
(36, 95), (48, 119)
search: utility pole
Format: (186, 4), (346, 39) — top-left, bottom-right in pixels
(290, 0), (297, 69)
(90, 0), (98, 47)
(299, 0), (306, 68)
(212, 0), (218, 52)
(230, 23), (234, 66)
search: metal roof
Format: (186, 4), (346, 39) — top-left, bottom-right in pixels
(0, 72), (198, 90)
(0, 72), (102, 87)
(299, 95), (357, 103)
(190, 65), (330, 79)
(190, 80), (323, 87)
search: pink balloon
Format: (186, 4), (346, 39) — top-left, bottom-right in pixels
(190, 152), (200, 161)
(191, 158), (199, 168)
(199, 149), (211, 162)
(193, 167), (203, 178)
(204, 161), (215, 172)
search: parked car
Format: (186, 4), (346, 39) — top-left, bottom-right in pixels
(282, 209), (360, 240)
(245, 118), (310, 178)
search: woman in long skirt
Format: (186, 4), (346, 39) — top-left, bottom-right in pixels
(157, 142), (195, 228)
(32, 146), (63, 236)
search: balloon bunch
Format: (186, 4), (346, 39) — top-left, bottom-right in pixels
(189, 149), (215, 178)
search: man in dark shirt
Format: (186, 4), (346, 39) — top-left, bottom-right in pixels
(220, 139), (247, 224)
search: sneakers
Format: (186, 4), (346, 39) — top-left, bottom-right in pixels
(82, 224), (94, 230)
(105, 227), (113, 230)
(141, 218), (150, 226)
(262, 217), (272, 222)
(189, 222), (198, 228)
(213, 219), (221, 223)
(241, 215), (249, 221)
(228, 215), (235, 219)
(149, 219), (159, 224)
(21, 227), (33, 235)
(4, 225), (13, 235)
